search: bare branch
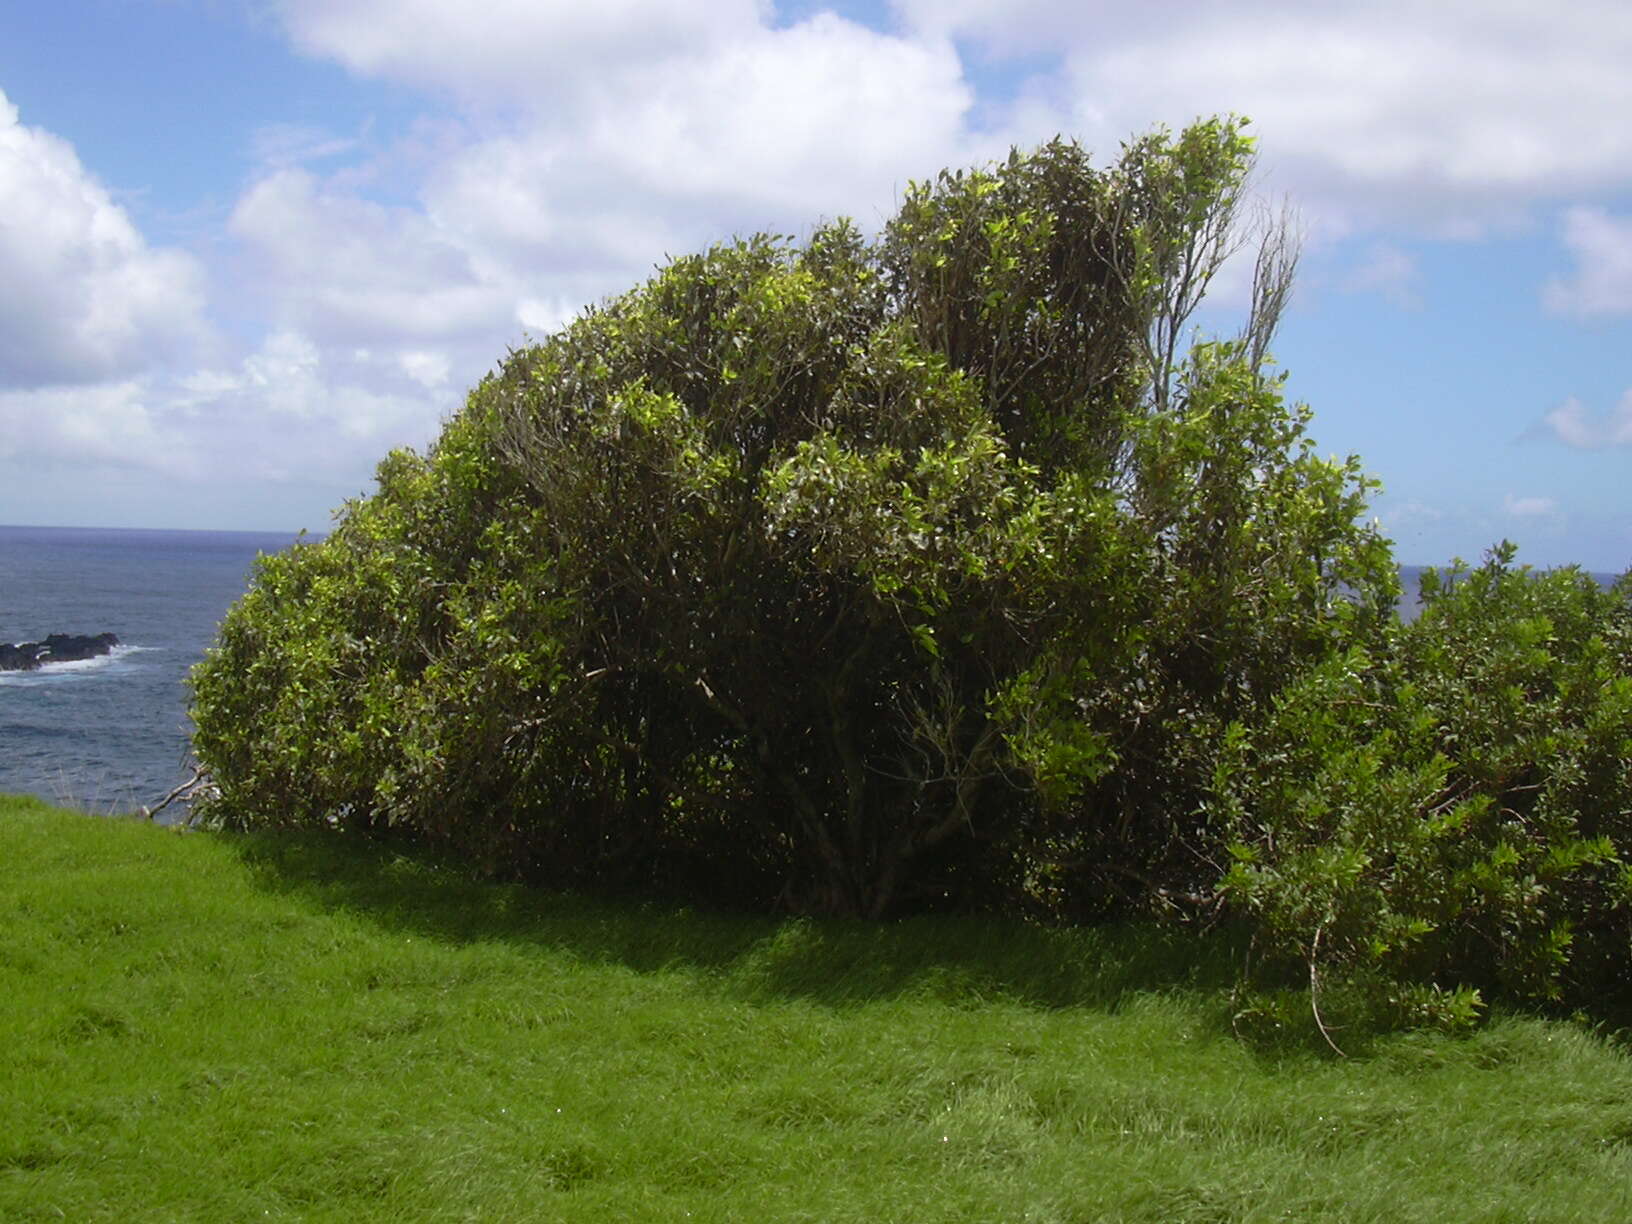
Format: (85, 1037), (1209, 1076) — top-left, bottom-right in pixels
(143, 765), (213, 823)
(1242, 199), (1303, 377)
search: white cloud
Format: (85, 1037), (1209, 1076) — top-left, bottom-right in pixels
(261, 0), (1632, 281)
(579, 16), (974, 212)
(3, 0), (1626, 559)
(241, 329), (325, 419)
(1528, 393), (1632, 450)
(270, 0), (1632, 388)
(0, 89), (207, 389)
(1343, 242), (1421, 309)
(239, 3), (982, 370)
(0, 380), (192, 473)
(273, 0), (1632, 244)
(248, 122), (363, 170)
(426, 20), (973, 261)
(1544, 207), (1632, 317)
(229, 167), (512, 344)
(276, 0), (765, 108)
(0, 329), (450, 496)
(1382, 499), (1445, 529)
(399, 349), (450, 390)
(1503, 493), (1559, 519)
(215, 331), (452, 452)
(893, 0), (1632, 233)
(516, 296), (582, 337)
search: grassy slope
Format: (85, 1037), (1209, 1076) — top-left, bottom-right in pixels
(3, 795), (1631, 1222)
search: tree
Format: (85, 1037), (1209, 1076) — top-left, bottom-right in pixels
(190, 117), (1394, 919)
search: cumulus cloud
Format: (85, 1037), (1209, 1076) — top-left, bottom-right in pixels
(893, 0), (1632, 233)
(256, 0), (1632, 375)
(1526, 393), (1632, 450)
(229, 167), (513, 345)
(1544, 206), (1632, 316)
(0, 88), (207, 389)
(237, 1), (983, 380)
(273, 4), (978, 215)
(0, 328), (450, 495)
(573, 16), (974, 214)
(261, 0), (1632, 266)
(1, 0), (1624, 557)
(204, 330), (453, 453)
(241, 0), (1632, 397)
(0, 82), (444, 509)
(0, 380), (192, 473)
(414, 18), (975, 274)
(277, 0), (764, 108)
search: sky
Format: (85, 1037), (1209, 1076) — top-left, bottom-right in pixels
(1, 1), (1628, 570)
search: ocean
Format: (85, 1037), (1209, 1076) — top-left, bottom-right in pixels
(0, 524), (301, 818)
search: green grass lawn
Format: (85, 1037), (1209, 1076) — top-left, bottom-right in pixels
(4, 793), (1631, 1222)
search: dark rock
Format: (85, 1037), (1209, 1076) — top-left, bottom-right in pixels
(0, 632), (120, 671)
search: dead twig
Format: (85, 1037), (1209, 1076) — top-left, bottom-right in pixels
(1309, 921), (1347, 1058)
(142, 765), (212, 822)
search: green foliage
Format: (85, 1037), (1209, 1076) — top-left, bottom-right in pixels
(191, 119), (1391, 922)
(1216, 544), (1632, 1014)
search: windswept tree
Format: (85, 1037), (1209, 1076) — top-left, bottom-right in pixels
(191, 117), (1395, 919)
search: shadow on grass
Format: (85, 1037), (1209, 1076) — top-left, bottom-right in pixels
(227, 827), (1244, 1015)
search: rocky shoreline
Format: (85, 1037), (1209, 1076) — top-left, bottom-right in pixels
(0, 633), (121, 672)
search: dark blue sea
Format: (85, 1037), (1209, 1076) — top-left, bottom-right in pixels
(0, 525), (300, 818)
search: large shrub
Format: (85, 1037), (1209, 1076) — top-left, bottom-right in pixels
(191, 119), (1394, 919)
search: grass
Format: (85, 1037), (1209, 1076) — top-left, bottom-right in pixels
(4, 793), (1632, 1221)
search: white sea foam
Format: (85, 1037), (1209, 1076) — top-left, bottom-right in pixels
(0, 644), (155, 685)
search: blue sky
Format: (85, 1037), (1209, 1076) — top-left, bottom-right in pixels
(1, 1), (1628, 570)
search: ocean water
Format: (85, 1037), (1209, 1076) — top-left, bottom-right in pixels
(0, 525), (300, 817)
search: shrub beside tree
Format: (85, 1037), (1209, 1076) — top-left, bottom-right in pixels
(1217, 547), (1632, 1019)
